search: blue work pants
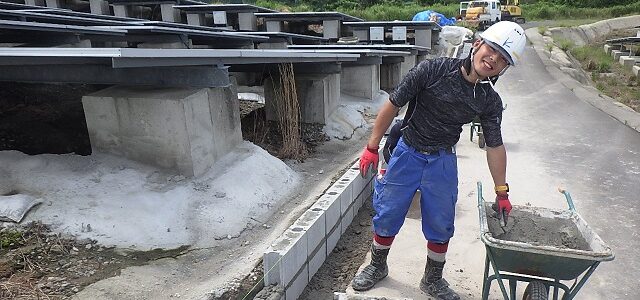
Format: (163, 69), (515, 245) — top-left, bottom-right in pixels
(372, 137), (459, 243)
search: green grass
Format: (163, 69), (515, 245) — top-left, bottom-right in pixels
(1, 229), (23, 249)
(556, 37), (575, 51)
(538, 26), (547, 35)
(523, 2), (640, 20)
(571, 43), (640, 111)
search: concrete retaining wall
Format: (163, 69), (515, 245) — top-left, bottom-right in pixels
(263, 157), (378, 300)
(549, 15), (640, 46)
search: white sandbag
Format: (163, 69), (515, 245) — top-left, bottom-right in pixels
(440, 26), (474, 46)
(0, 194), (42, 222)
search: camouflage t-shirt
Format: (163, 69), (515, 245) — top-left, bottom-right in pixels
(389, 57), (504, 152)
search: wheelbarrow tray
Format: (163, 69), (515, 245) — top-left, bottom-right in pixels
(479, 204), (614, 280)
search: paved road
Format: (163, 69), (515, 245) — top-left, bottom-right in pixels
(347, 30), (640, 299)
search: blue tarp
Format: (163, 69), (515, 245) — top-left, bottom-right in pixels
(412, 10), (456, 26)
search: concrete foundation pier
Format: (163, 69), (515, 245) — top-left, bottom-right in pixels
(340, 64), (380, 99)
(265, 70), (341, 124)
(400, 54), (417, 78)
(380, 61), (402, 91)
(82, 85), (241, 177)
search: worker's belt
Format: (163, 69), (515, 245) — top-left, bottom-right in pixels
(418, 146), (456, 156)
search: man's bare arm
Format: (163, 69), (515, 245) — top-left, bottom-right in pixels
(486, 144), (507, 187)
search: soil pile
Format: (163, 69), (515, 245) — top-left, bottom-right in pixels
(487, 208), (591, 251)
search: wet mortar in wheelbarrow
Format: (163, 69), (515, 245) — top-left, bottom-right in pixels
(485, 207), (591, 251)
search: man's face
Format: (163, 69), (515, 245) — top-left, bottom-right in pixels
(472, 40), (510, 78)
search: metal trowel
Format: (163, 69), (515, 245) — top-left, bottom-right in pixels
(491, 202), (508, 228)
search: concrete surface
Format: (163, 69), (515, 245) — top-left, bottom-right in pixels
(345, 27), (640, 300)
(265, 73), (341, 124)
(341, 64), (381, 99)
(82, 85), (241, 177)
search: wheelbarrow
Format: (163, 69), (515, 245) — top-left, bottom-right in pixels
(469, 116), (485, 148)
(477, 182), (614, 300)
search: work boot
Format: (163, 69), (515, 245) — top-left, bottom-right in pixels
(351, 244), (389, 291)
(419, 257), (460, 300)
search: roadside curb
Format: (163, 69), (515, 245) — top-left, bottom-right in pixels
(525, 27), (640, 134)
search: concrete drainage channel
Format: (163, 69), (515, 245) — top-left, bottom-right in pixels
(263, 159), (376, 300)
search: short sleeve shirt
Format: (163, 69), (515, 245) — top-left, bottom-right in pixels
(389, 57), (504, 152)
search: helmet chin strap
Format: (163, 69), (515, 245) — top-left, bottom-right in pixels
(465, 41), (511, 99)
(465, 40), (510, 87)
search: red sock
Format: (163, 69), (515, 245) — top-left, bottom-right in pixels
(373, 233), (394, 250)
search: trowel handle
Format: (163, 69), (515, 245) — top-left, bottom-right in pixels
(558, 188), (576, 212)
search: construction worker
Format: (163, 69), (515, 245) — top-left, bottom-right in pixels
(353, 21), (526, 300)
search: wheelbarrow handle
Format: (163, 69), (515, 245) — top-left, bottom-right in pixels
(478, 183), (577, 212)
(558, 187), (577, 212)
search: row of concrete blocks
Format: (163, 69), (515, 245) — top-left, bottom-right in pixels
(604, 43), (640, 76)
(263, 159), (377, 300)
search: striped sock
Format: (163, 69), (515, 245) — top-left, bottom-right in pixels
(427, 241), (449, 262)
(373, 233), (395, 250)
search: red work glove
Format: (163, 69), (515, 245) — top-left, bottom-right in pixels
(359, 145), (379, 178)
(496, 191), (512, 216)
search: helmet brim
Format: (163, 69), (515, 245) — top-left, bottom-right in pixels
(484, 39), (514, 66)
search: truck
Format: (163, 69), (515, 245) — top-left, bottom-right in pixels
(462, 0), (524, 29)
(463, 0), (502, 30)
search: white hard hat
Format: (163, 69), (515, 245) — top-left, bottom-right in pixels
(479, 21), (526, 65)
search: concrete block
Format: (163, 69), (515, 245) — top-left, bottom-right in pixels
(353, 29), (368, 42)
(186, 13), (204, 26)
(264, 227), (308, 287)
(82, 86), (241, 177)
(400, 54), (418, 78)
(341, 205), (355, 234)
(604, 44), (621, 55)
(89, 0), (109, 15)
(45, 0), (62, 8)
(380, 62), (402, 91)
(335, 181), (353, 217)
(355, 188), (364, 211)
(308, 240), (326, 280)
(265, 73), (341, 124)
(346, 166), (363, 196)
(633, 65), (640, 77)
(326, 222), (341, 255)
(160, 4), (180, 23)
(619, 56), (640, 68)
(415, 29), (433, 49)
(341, 64), (381, 99)
(369, 26), (384, 42)
(323, 19), (340, 39)
(112, 5), (130, 17)
(266, 20), (282, 32)
(611, 50), (629, 61)
(285, 264), (308, 300)
(294, 208), (326, 263)
(392, 26), (407, 42)
(213, 11), (227, 25)
(238, 12), (257, 31)
(320, 193), (342, 241)
(24, 0), (45, 6)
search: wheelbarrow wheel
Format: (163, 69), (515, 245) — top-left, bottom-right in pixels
(523, 281), (548, 300)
